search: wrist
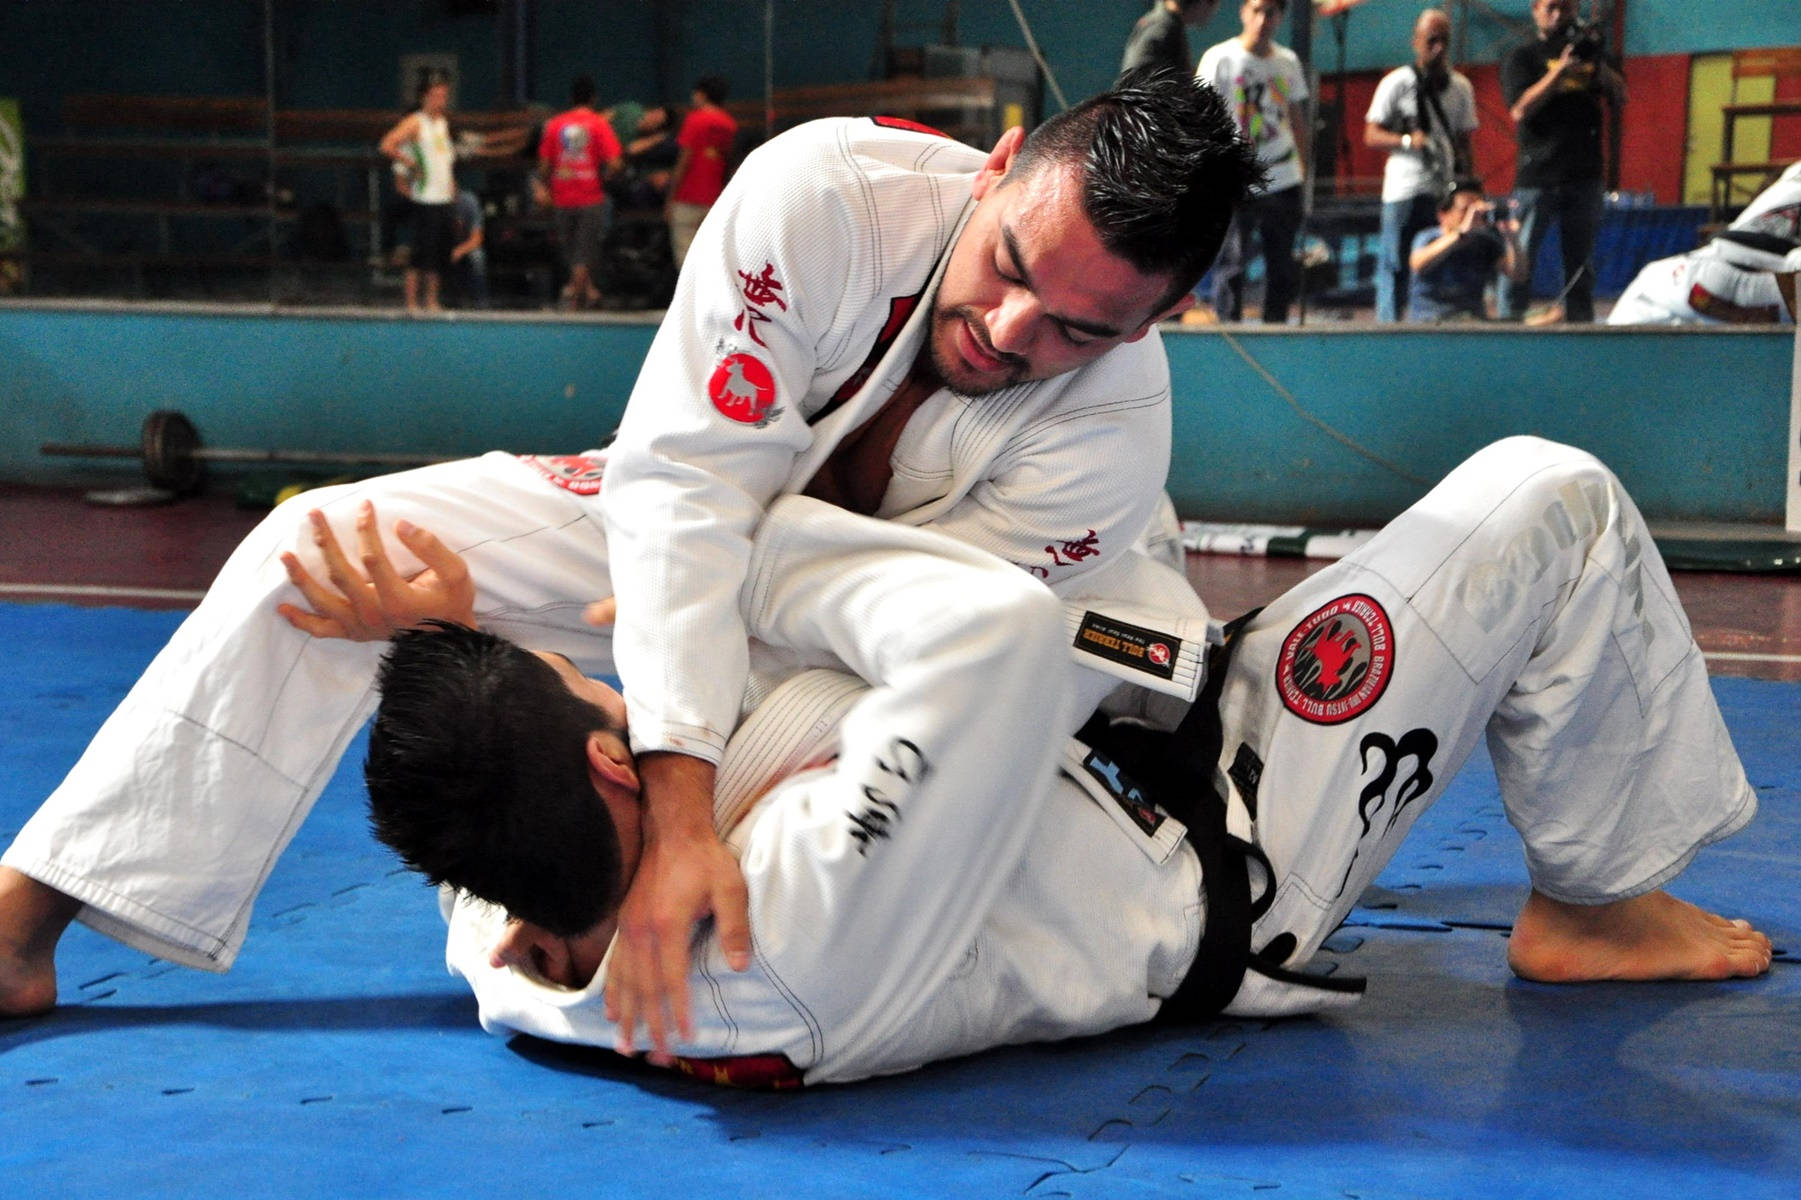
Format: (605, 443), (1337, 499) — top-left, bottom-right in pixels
(638, 751), (719, 834)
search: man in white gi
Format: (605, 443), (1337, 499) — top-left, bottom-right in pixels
(1609, 161), (1801, 326)
(0, 72), (1263, 1047)
(1364, 9), (1479, 323)
(336, 435), (1767, 1087)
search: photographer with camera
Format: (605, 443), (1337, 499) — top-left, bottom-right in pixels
(1407, 177), (1525, 322)
(1497, 0), (1624, 323)
(1364, 9), (1478, 323)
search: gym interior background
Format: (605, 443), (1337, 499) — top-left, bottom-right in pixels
(0, 0), (1796, 519)
(3, 4), (1801, 1197)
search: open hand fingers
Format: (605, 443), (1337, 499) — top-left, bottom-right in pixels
(275, 597), (347, 639)
(308, 508), (382, 629)
(278, 551), (354, 636)
(396, 520), (468, 590)
(356, 502), (410, 609)
(711, 872), (754, 974)
(604, 927), (650, 1056)
(650, 917), (692, 1057)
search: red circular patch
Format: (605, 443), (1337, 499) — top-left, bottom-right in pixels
(1147, 643), (1171, 667)
(1275, 594), (1394, 725)
(708, 354), (777, 425)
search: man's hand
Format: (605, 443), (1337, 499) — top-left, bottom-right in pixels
(1548, 44), (1579, 82)
(277, 501), (476, 640)
(603, 752), (752, 1064)
(1458, 200), (1494, 236)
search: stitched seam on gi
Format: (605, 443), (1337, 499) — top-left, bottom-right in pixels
(751, 930), (825, 1064)
(693, 956), (740, 1054)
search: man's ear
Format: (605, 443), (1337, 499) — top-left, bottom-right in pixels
(1126, 291), (1198, 342)
(971, 124), (1027, 201)
(585, 732), (639, 793)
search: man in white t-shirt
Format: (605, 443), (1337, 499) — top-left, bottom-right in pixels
(1364, 9), (1479, 323)
(1197, 0), (1310, 322)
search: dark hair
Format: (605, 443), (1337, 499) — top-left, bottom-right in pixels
(694, 75), (729, 105)
(571, 75), (596, 106)
(1018, 68), (1265, 312)
(366, 622), (624, 936)
(1439, 175), (1484, 211)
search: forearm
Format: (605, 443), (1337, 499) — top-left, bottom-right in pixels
(1410, 231), (1460, 273)
(1364, 122), (1409, 152)
(1509, 69), (1561, 124)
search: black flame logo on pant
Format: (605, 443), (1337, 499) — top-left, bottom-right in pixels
(1336, 728), (1439, 899)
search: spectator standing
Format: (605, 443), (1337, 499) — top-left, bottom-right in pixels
(1118, 0), (1219, 79)
(1497, 0), (1624, 323)
(665, 77), (738, 268)
(539, 75), (624, 310)
(1407, 177), (1524, 321)
(1364, 9), (1477, 323)
(1197, 0), (1310, 323)
(379, 76), (458, 315)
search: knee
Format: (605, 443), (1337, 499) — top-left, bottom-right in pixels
(1467, 438), (1633, 556)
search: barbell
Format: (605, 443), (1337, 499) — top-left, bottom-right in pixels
(40, 410), (457, 497)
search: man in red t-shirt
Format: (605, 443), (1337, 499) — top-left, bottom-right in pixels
(537, 75), (623, 309)
(665, 76), (740, 267)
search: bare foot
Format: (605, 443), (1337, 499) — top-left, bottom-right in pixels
(1508, 888), (1773, 983)
(0, 867), (81, 1016)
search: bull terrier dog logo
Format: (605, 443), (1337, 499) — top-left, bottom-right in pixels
(708, 353), (780, 426)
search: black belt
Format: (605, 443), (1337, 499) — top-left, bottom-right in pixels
(1076, 609), (1270, 1023)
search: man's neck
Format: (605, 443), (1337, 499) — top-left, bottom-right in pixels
(1239, 34), (1274, 56)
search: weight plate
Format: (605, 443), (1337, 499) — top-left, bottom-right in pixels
(142, 410), (205, 495)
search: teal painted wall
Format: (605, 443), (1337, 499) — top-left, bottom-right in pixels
(0, 306), (647, 489)
(1162, 325), (1795, 524)
(2, 305), (1791, 524)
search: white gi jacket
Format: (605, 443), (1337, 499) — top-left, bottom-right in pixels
(601, 117), (1177, 762)
(449, 499), (1214, 1085)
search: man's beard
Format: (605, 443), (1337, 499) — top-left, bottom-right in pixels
(928, 305), (1029, 397)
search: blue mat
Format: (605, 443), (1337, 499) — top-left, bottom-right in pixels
(4, 603), (1798, 1198)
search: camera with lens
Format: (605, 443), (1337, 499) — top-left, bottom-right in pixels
(1553, 18), (1606, 62)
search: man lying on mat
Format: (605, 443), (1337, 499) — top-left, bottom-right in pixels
(161, 437), (1769, 1087)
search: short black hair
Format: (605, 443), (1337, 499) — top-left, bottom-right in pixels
(571, 75), (596, 106)
(366, 622), (624, 936)
(1439, 175), (1484, 211)
(1017, 68), (1265, 313)
(694, 75), (729, 105)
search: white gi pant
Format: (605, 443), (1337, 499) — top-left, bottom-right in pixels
(1217, 437), (1754, 1014)
(5, 453), (621, 970)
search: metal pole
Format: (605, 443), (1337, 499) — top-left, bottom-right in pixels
(264, 0), (278, 306)
(1291, 0), (1317, 326)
